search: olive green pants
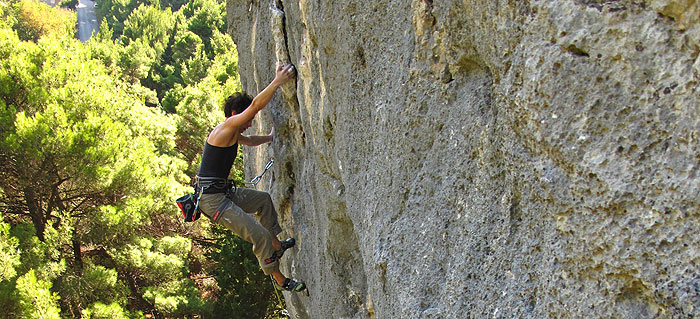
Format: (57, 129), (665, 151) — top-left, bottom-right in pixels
(198, 188), (283, 275)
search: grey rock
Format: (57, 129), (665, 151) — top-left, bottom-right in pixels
(227, 0), (699, 318)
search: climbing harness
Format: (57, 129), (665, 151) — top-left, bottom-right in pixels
(176, 159), (274, 222)
(247, 159), (274, 187)
(196, 176), (235, 194)
(177, 176), (231, 223)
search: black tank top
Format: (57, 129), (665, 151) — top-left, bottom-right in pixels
(197, 142), (238, 178)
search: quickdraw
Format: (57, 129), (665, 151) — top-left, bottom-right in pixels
(247, 159), (274, 187)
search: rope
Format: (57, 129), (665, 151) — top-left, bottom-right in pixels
(270, 275), (290, 317)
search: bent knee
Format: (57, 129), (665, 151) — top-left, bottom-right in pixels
(248, 227), (272, 246)
(263, 192), (273, 203)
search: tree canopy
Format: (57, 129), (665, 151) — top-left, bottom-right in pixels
(0, 0), (284, 317)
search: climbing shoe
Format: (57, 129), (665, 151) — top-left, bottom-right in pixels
(264, 238), (296, 264)
(277, 278), (307, 292)
(280, 237), (295, 252)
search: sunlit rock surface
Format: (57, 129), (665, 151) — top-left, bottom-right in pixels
(227, 0), (699, 318)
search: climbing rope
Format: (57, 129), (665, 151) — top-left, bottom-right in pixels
(270, 276), (290, 317)
(247, 159), (274, 187)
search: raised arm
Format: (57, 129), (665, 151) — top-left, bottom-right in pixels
(223, 64), (295, 129)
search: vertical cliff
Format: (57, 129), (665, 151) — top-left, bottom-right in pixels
(226, 0), (699, 318)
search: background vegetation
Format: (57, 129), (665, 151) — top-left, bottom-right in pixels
(0, 0), (284, 317)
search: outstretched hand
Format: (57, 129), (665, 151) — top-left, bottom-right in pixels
(273, 63), (295, 85)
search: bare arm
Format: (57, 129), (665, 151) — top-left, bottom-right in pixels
(206, 65), (294, 147)
(222, 64), (295, 130)
(238, 127), (274, 146)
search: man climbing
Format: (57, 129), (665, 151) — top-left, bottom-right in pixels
(195, 63), (306, 292)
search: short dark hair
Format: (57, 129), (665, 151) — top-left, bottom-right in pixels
(224, 93), (253, 117)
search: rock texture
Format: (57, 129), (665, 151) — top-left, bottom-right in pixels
(226, 0), (699, 318)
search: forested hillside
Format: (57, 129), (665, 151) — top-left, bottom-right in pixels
(0, 0), (282, 317)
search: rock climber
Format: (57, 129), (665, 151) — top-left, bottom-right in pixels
(194, 63), (306, 292)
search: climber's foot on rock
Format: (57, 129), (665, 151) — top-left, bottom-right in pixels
(277, 278), (307, 292)
(280, 237), (295, 252)
(265, 238), (295, 265)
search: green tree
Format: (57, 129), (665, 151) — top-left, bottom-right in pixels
(82, 302), (134, 319)
(172, 29), (203, 65)
(0, 213), (20, 281)
(111, 236), (212, 317)
(94, 0), (235, 112)
(122, 4), (174, 58)
(87, 19), (121, 70)
(208, 29), (240, 85)
(13, 0), (75, 42)
(0, 26), (41, 116)
(141, 11), (187, 103)
(162, 83), (185, 114)
(58, 263), (130, 317)
(0, 218), (70, 318)
(173, 80), (225, 175)
(15, 269), (62, 319)
(1, 0), (285, 316)
(183, 0), (224, 58)
(95, 0), (149, 38)
(160, 0), (189, 11)
(117, 37), (159, 89)
(181, 49), (212, 86)
(59, 0), (79, 10)
(207, 225), (284, 318)
(0, 14), (197, 317)
(0, 0), (18, 29)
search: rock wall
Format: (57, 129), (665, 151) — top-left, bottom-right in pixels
(226, 0), (699, 318)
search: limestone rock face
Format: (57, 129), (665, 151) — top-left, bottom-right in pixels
(226, 0), (699, 318)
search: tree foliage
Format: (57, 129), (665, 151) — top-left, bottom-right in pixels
(94, 0), (147, 38)
(122, 4), (174, 58)
(0, 0), (282, 317)
(181, 0), (224, 58)
(0, 213), (21, 281)
(0, 5), (193, 317)
(13, 0), (75, 42)
(15, 269), (62, 319)
(58, 0), (79, 10)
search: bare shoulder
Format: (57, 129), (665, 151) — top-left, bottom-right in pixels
(207, 124), (239, 147)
